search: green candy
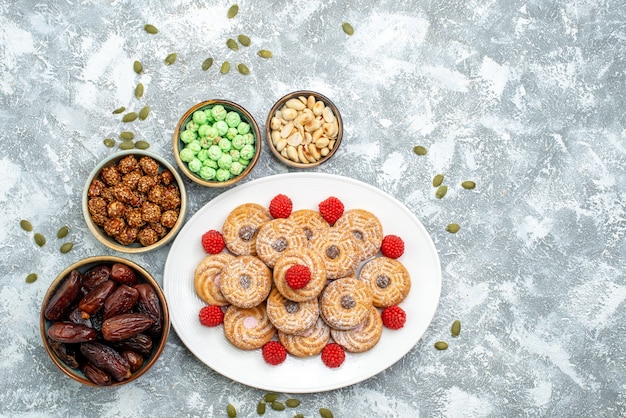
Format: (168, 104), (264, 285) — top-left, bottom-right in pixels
(179, 148), (195, 162)
(197, 124), (211, 137)
(204, 109), (215, 123)
(199, 166), (216, 180)
(230, 161), (244, 175)
(205, 126), (219, 140)
(218, 153), (233, 169)
(239, 157), (250, 166)
(192, 110), (208, 125)
(197, 149), (210, 162)
(237, 121), (250, 134)
(199, 137), (213, 148)
(240, 144), (255, 160)
(186, 121), (199, 132)
(180, 130), (197, 144)
(226, 127), (238, 140)
(187, 141), (202, 154)
(215, 168), (231, 181)
(232, 135), (245, 150)
(188, 158), (202, 173)
(243, 133), (255, 145)
(208, 145), (222, 160)
(211, 105), (227, 121)
(214, 120), (229, 136)
(229, 149), (240, 160)
(225, 111), (241, 128)
(218, 137), (232, 152)
(203, 158), (218, 169)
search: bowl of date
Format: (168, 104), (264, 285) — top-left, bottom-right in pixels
(40, 255), (170, 387)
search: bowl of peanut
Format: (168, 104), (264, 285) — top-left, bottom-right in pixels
(40, 255), (170, 387)
(265, 90), (343, 168)
(82, 150), (187, 253)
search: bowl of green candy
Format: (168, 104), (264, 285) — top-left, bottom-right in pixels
(172, 99), (261, 188)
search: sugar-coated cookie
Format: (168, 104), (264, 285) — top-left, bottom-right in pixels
(273, 247), (327, 302)
(309, 227), (360, 280)
(288, 209), (330, 243)
(222, 203), (272, 256)
(255, 218), (308, 268)
(220, 255), (272, 308)
(194, 253), (235, 306)
(334, 209), (383, 261)
(266, 287), (319, 335)
(320, 277), (372, 330)
(331, 305), (382, 353)
(278, 317), (330, 357)
(223, 304), (276, 350)
(358, 256), (411, 308)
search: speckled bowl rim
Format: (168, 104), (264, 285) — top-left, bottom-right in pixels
(81, 149), (188, 254)
(40, 255), (170, 387)
(265, 90), (343, 169)
(172, 99), (262, 188)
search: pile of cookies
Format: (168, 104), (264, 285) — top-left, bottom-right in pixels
(193, 195), (411, 366)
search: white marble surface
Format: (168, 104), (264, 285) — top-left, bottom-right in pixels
(1, 0), (625, 417)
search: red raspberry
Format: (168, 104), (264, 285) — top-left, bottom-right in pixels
(262, 341), (287, 365)
(198, 305), (224, 327)
(381, 305), (406, 330)
(321, 343), (345, 368)
(285, 264), (311, 289)
(269, 194), (293, 218)
(318, 196), (344, 225)
(381, 235), (405, 259)
(201, 229), (225, 254)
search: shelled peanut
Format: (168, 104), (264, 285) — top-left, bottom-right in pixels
(269, 95), (339, 164)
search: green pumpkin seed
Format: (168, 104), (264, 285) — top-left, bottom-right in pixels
(413, 145), (427, 155)
(103, 138), (116, 147)
(285, 398), (300, 408)
(112, 106), (126, 114)
(270, 401), (285, 411)
(144, 24), (158, 34)
(135, 83), (144, 99)
(237, 34), (251, 46)
(164, 53), (177, 65)
(462, 180), (476, 190)
(60, 242), (74, 254)
(257, 49), (272, 59)
(20, 220), (33, 232)
(119, 131), (135, 141)
(294, 414), (304, 418)
(263, 393), (278, 402)
(34, 233), (46, 247)
(26, 273), (38, 284)
(227, 4), (239, 18)
(226, 38), (239, 51)
(342, 22), (355, 36)
(134, 140), (150, 149)
(435, 185), (448, 199)
(319, 408), (334, 418)
(56, 226), (69, 239)
(432, 174), (444, 187)
(451, 319), (461, 336)
(220, 61), (231, 74)
(201, 57), (214, 71)
(226, 403), (236, 418)
(122, 112), (138, 122)
(139, 106), (150, 120)
(133, 60), (143, 74)
(237, 63), (250, 75)
(446, 223), (460, 233)
(119, 141), (135, 150)
(434, 341), (449, 350)
(256, 401), (266, 415)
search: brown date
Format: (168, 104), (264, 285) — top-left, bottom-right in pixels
(112, 333), (153, 357)
(82, 264), (111, 292)
(103, 285), (139, 319)
(68, 308), (92, 327)
(80, 342), (131, 382)
(81, 362), (112, 386)
(135, 283), (163, 334)
(45, 270), (83, 321)
(48, 322), (98, 343)
(101, 313), (153, 342)
(110, 263), (138, 286)
(78, 280), (116, 318)
(47, 338), (80, 369)
(122, 351), (144, 372)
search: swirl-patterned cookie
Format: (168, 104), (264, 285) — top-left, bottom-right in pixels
(266, 287), (319, 335)
(358, 256), (411, 308)
(222, 203), (272, 256)
(309, 227), (360, 280)
(255, 218), (308, 268)
(330, 305), (382, 353)
(334, 209), (383, 261)
(320, 277), (372, 330)
(220, 255), (272, 308)
(272, 247), (327, 302)
(288, 209), (330, 242)
(194, 253), (235, 306)
(278, 317), (330, 357)
(223, 304), (276, 350)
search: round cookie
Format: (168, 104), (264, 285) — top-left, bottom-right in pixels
(273, 247), (327, 302)
(222, 203), (272, 256)
(194, 253), (235, 306)
(220, 255), (272, 308)
(320, 277), (372, 330)
(278, 317), (330, 357)
(255, 218), (308, 268)
(334, 209), (383, 261)
(358, 256), (411, 308)
(289, 209), (330, 242)
(223, 304), (276, 350)
(330, 305), (382, 353)
(266, 287), (319, 335)
(309, 227), (360, 280)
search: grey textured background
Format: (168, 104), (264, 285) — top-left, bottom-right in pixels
(1, 0), (625, 417)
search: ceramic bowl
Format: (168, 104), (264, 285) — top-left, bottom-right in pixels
(82, 150), (187, 253)
(40, 255), (170, 387)
(172, 99), (261, 187)
(265, 90), (343, 168)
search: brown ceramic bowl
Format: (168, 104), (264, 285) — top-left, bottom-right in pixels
(40, 255), (170, 387)
(82, 150), (187, 254)
(265, 90), (343, 168)
(172, 99), (261, 187)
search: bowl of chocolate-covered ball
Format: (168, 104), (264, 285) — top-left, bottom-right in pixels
(172, 99), (261, 187)
(265, 90), (343, 168)
(82, 150), (187, 253)
(40, 255), (170, 387)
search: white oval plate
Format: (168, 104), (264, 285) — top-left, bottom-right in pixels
(163, 173), (441, 393)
